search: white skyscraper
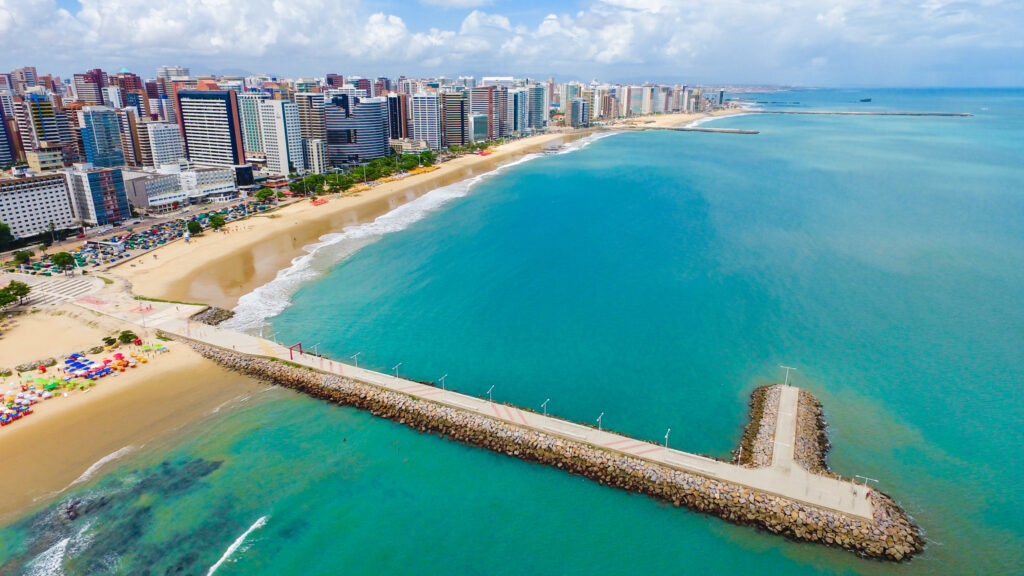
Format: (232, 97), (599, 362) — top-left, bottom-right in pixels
(145, 122), (186, 167)
(410, 93), (441, 150)
(259, 100), (305, 175)
(237, 91), (267, 156)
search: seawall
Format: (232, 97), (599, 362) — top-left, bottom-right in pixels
(187, 342), (925, 561)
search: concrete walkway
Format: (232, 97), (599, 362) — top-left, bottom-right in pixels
(72, 295), (875, 520)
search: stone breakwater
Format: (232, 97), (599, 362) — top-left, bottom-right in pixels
(736, 385), (780, 467)
(188, 343), (925, 561)
(795, 389), (833, 475)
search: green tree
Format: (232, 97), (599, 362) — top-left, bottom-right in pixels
(51, 252), (76, 276)
(5, 280), (30, 304)
(13, 250), (33, 266)
(118, 330), (138, 344)
(0, 288), (15, 309)
(186, 220), (202, 235)
(0, 221), (13, 250)
(255, 187), (275, 203)
(102, 336), (116, 347)
(209, 214), (226, 231)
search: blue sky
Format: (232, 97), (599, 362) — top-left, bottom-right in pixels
(4, 0), (1023, 86)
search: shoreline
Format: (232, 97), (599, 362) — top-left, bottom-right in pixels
(112, 110), (743, 311)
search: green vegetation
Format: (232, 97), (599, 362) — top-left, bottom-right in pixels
(12, 250), (33, 266)
(102, 336), (116, 346)
(288, 151), (436, 196)
(51, 252), (76, 275)
(209, 214), (226, 230)
(1, 280), (30, 307)
(0, 222), (13, 250)
(98, 276), (114, 285)
(186, 220), (202, 235)
(448, 140), (503, 154)
(254, 187), (275, 203)
(137, 295), (206, 306)
(118, 330), (138, 344)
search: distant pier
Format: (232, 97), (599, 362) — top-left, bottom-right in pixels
(620, 126), (760, 135)
(751, 110), (972, 117)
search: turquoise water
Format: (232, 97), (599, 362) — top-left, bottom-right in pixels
(3, 89), (1023, 574)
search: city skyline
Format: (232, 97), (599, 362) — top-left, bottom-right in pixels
(2, 0), (1022, 87)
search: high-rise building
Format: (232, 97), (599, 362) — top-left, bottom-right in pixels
(176, 89), (245, 167)
(138, 121), (185, 167)
(0, 104), (13, 166)
(410, 93), (441, 150)
(526, 84), (548, 130)
(569, 98), (590, 128)
(386, 93), (408, 140)
(259, 99), (305, 175)
(305, 139), (327, 175)
(441, 92), (469, 147)
(236, 91), (267, 156)
(116, 108), (142, 167)
(324, 95), (389, 166)
(0, 172), (74, 238)
(157, 66), (190, 82)
(11, 67), (38, 94)
(73, 69), (108, 105)
(102, 86), (123, 109)
(64, 163), (131, 225)
(470, 114), (489, 142)
(509, 88), (528, 135)
(294, 92), (326, 141)
(325, 74), (344, 88)
(79, 106), (124, 167)
(469, 86), (500, 141)
(112, 70), (144, 93)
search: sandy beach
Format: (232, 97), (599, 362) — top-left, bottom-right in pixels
(0, 109), (738, 524)
(0, 337), (263, 522)
(113, 111), (740, 309)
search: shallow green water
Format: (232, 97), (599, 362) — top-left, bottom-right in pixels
(2, 89), (1022, 574)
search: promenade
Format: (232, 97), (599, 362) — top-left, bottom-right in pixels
(73, 295), (874, 520)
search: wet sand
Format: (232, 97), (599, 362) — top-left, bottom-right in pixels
(0, 343), (264, 523)
(115, 129), (606, 309)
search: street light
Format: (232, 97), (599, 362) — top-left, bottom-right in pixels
(392, 362), (403, 377)
(486, 385), (494, 403)
(311, 342), (320, 357)
(438, 374), (447, 392)
(541, 398), (550, 416)
(780, 365), (797, 386)
(350, 352), (361, 367)
(597, 412), (604, 431)
(665, 428), (671, 449)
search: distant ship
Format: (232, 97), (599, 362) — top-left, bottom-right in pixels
(859, 98), (872, 102)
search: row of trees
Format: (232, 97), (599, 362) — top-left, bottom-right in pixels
(0, 280), (30, 308)
(287, 152), (435, 197)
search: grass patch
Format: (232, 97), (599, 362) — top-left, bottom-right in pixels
(98, 276), (114, 285)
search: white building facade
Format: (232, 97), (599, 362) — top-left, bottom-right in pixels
(0, 173), (75, 238)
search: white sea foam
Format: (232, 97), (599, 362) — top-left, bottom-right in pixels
(225, 136), (609, 332)
(206, 516), (268, 575)
(684, 112), (758, 128)
(25, 537), (69, 576)
(68, 445), (137, 488)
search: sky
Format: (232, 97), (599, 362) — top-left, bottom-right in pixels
(1, 0), (1022, 86)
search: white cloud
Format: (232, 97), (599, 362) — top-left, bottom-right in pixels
(0, 0), (1020, 85)
(420, 0), (492, 8)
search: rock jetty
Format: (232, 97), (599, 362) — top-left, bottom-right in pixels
(735, 384), (780, 467)
(188, 343), (925, 561)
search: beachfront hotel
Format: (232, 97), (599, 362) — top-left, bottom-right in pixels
(0, 171), (74, 238)
(175, 89), (246, 168)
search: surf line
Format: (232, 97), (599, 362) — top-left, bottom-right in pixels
(207, 515), (268, 575)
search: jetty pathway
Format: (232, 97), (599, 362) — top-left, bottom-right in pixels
(73, 295), (874, 520)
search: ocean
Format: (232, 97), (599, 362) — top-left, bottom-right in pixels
(2, 89), (1022, 575)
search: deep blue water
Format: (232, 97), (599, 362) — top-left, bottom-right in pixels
(2, 89), (1022, 574)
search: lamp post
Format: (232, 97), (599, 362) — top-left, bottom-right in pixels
(392, 362), (402, 377)
(541, 398), (550, 416)
(311, 342), (320, 357)
(486, 385), (494, 403)
(439, 374), (447, 393)
(597, 412), (604, 431)
(780, 365), (797, 386)
(665, 428), (671, 450)
(350, 352), (361, 367)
